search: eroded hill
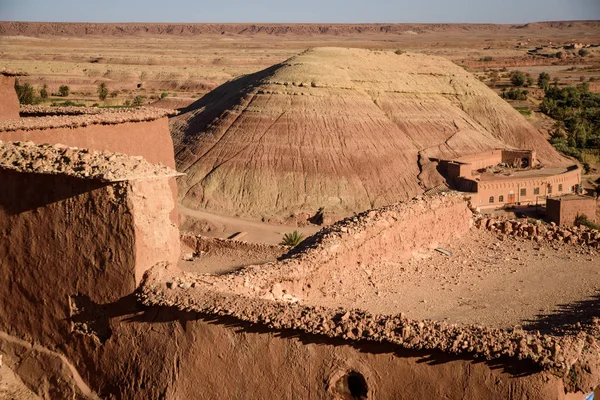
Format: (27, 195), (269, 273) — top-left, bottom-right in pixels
(171, 47), (568, 220)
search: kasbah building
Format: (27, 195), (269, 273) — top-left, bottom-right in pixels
(437, 149), (583, 210)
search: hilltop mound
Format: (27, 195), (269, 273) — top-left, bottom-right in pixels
(171, 47), (567, 219)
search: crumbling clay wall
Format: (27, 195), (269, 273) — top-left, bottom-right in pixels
(546, 196), (598, 226)
(0, 168), (179, 398)
(0, 75), (19, 120)
(218, 195), (474, 301)
(0, 118), (175, 168)
(1, 117), (180, 223)
(72, 302), (571, 400)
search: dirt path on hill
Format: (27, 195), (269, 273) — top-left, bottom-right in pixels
(178, 205), (321, 245)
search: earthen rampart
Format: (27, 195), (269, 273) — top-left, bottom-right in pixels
(198, 195), (473, 302)
(0, 73), (19, 121)
(1, 107), (178, 168)
(138, 263), (600, 394)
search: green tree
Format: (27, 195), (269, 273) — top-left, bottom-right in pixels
(97, 82), (108, 101)
(511, 71), (527, 87)
(39, 83), (49, 99)
(14, 79), (36, 104)
(538, 72), (551, 89)
(58, 85), (70, 97)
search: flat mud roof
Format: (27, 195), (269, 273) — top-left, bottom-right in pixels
(0, 140), (181, 181)
(0, 105), (177, 133)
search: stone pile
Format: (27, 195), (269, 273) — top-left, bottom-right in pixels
(0, 140), (179, 181)
(476, 216), (600, 248)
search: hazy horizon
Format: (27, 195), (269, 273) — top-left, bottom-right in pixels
(1, 0), (599, 25)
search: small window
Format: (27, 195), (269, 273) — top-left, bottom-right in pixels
(489, 196), (494, 204)
(534, 187), (540, 195)
(558, 184), (563, 192)
(520, 188), (526, 197)
(548, 185), (553, 194)
(499, 195), (504, 202)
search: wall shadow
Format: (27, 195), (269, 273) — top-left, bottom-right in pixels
(0, 170), (109, 215)
(523, 291), (600, 335)
(119, 301), (541, 379)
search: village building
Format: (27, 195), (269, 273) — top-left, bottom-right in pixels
(437, 149), (582, 210)
(546, 194), (598, 226)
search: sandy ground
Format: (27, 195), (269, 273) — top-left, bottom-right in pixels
(0, 361), (39, 400)
(300, 227), (600, 332)
(179, 204), (321, 244)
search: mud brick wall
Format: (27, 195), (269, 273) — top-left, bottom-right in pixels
(0, 75), (19, 120)
(0, 169), (179, 398)
(547, 196), (598, 226)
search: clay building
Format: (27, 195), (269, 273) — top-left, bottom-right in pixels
(437, 149), (581, 209)
(546, 194), (599, 226)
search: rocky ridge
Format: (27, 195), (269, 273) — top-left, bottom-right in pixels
(1, 21), (599, 37)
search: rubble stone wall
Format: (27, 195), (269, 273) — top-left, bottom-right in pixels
(0, 75), (19, 121)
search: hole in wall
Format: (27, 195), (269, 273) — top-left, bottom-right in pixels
(332, 370), (369, 400)
(347, 371), (368, 399)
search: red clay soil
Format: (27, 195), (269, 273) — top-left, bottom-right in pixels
(0, 106), (178, 169)
(171, 47), (568, 220)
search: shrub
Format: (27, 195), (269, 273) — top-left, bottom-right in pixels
(479, 56), (493, 62)
(123, 100), (131, 106)
(110, 90), (118, 98)
(97, 83), (108, 100)
(132, 95), (145, 107)
(58, 85), (70, 97)
(394, 49), (406, 55)
(50, 100), (85, 107)
(574, 214), (600, 230)
(579, 49), (590, 57)
(160, 92), (168, 99)
(525, 74), (535, 87)
(39, 83), (49, 99)
(280, 231), (305, 247)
